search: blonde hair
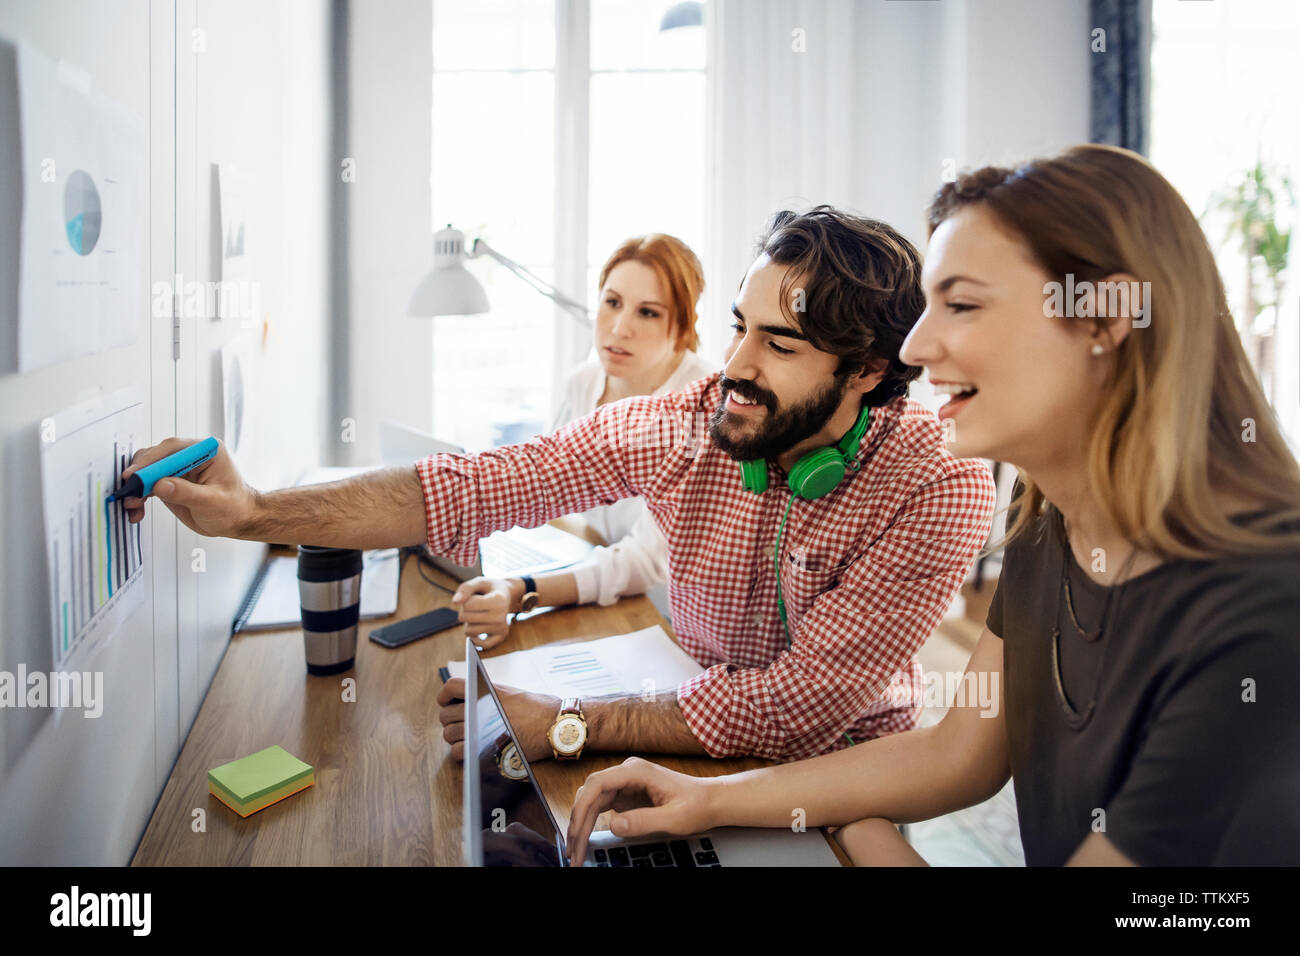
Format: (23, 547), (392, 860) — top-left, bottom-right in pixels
(927, 144), (1300, 559)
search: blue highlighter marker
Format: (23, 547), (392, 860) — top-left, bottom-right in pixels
(108, 436), (220, 502)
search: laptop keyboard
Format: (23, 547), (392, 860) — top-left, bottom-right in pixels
(479, 536), (554, 573)
(591, 837), (722, 867)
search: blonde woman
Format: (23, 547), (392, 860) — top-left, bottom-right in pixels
(454, 234), (713, 647)
(565, 145), (1300, 866)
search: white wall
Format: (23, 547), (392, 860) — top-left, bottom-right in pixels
(338, 0), (434, 465)
(180, 0), (334, 719)
(0, 0), (334, 865)
(0, 0), (164, 867)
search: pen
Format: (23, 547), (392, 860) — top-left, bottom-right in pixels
(108, 436), (220, 501)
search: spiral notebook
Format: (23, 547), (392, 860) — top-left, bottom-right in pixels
(231, 549), (401, 634)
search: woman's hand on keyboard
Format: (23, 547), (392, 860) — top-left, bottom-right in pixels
(566, 757), (717, 866)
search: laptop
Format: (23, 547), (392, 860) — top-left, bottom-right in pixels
(378, 419), (597, 581)
(461, 639), (842, 867)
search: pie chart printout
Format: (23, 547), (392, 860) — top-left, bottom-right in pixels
(63, 169), (103, 256)
(14, 43), (146, 371)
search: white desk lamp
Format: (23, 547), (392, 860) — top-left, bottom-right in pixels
(408, 225), (591, 326)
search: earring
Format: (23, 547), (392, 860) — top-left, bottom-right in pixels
(1090, 343), (1105, 356)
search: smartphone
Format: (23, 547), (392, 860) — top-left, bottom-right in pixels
(369, 607), (461, 648)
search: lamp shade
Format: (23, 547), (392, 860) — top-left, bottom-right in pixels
(659, 1), (704, 31)
(408, 225), (490, 316)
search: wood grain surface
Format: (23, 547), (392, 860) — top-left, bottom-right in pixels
(131, 541), (842, 866)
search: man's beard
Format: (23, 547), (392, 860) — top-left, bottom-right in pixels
(709, 372), (851, 462)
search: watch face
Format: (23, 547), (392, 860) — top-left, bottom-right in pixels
(549, 715), (586, 754)
(520, 592), (540, 613)
(497, 742), (528, 780)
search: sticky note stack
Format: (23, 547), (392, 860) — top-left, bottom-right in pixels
(208, 745), (314, 818)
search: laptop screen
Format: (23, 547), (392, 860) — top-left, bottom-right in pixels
(463, 641), (566, 866)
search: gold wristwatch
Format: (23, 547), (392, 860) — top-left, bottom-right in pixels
(548, 698), (588, 760)
(494, 732), (528, 780)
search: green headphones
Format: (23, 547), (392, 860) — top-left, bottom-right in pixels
(738, 401), (872, 749)
(738, 402), (872, 499)
(739, 401), (872, 635)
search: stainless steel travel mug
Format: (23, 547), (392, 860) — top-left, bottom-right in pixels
(297, 545), (363, 675)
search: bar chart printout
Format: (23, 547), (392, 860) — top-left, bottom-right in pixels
(40, 386), (148, 670)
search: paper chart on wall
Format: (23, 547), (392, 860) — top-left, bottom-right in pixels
(39, 385), (149, 671)
(217, 163), (256, 325)
(14, 43), (146, 372)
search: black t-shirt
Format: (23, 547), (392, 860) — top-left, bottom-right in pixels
(987, 504), (1300, 866)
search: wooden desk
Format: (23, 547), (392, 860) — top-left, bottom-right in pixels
(132, 544), (846, 866)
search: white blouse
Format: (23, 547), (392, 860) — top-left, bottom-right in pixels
(549, 350), (716, 609)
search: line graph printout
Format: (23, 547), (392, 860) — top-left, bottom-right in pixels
(40, 385), (147, 670)
(539, 646), (624, 697)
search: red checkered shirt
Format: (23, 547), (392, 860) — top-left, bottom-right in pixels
(417, 372), (996, 761)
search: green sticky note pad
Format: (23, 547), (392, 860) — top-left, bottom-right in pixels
(208, 745), (314, 804)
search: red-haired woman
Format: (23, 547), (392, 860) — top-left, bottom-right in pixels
(454, 234), (713, 647)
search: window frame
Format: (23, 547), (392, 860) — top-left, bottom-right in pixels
(432, 0), (710, 444)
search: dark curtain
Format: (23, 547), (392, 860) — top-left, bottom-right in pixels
(1089, 0), (1151, 155)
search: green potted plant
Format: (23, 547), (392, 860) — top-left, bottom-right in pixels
(1211, 160), (1293, 402)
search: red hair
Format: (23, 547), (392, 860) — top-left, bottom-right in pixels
(598, 234), (704, 353)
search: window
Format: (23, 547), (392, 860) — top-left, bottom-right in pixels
(431, 0), (708, 452)
(586, 0), (707, 299)
(431, 0), (557, 452)
(1150, 0), (1300, 451)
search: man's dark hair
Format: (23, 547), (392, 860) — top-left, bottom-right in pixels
(754, 205), (925, 406)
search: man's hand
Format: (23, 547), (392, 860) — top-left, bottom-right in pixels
(437, 676), (558, 763)
(565, 756), (717, 866)
(121, 437), (259, 539)
(452, 577), (521, 650)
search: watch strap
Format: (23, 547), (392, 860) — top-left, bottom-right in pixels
(517, 574), (540, 614)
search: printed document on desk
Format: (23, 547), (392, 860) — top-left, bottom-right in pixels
(447, 626), (702, 698)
